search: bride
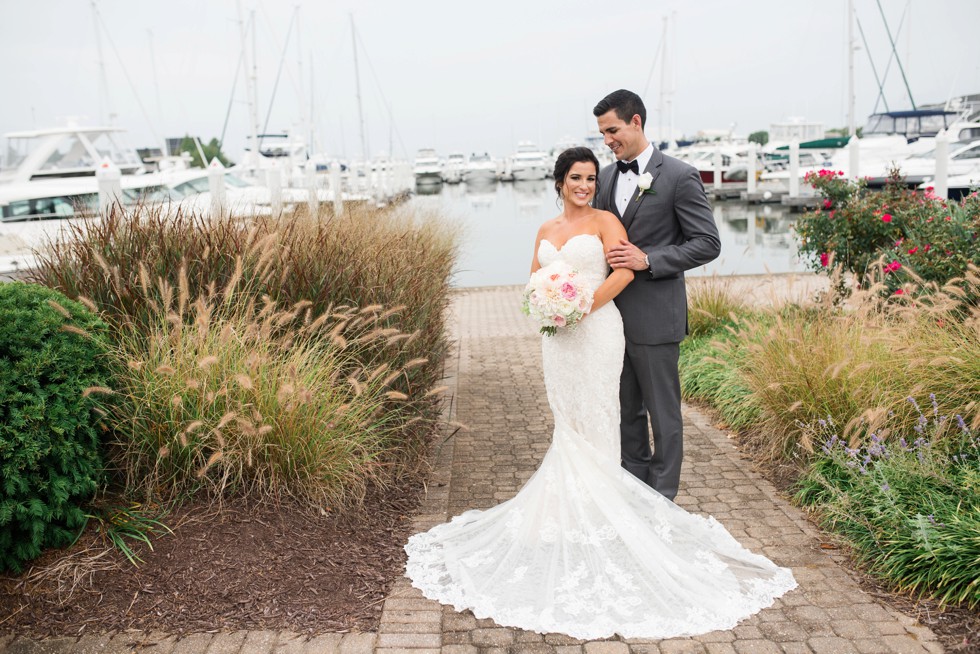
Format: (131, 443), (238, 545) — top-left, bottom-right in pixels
(404, 147), (796, 640)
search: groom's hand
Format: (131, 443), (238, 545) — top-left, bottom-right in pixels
(607, 239), (649, 271)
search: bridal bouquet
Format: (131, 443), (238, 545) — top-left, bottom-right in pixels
(522, 261), (594, 336)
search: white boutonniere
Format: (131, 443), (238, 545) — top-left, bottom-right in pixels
(635, 172), (655, 201)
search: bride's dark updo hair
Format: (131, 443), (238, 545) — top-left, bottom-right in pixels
(553, 147), (600, 202)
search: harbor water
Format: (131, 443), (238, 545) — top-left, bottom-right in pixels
(408, 179), (807, 288)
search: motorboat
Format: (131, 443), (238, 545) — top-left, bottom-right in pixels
(869, 139), (980, 187)
(0, 123), (172, 222)
(508, 141), (548, 181)
(763, 100), (980, 184)
(924, 166), (980, 200)
(583, 134), (615, 169)
(413, 148), (443, 185)
(672, 139), (752, 185)
(0, 123), (146, 184)
(442, 152), (466, 184)
(463, 152), (497, 184)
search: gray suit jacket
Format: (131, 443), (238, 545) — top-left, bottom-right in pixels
(595, 148), (721, 345)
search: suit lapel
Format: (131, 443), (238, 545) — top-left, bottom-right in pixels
(620, 149), (663, 230)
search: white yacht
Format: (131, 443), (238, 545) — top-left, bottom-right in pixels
(583, 134), (615, 169)
(873, 138), (980, 187)
(1, 124), (146, 184)
(672, 139), (753, 185)
(413, 148), (442, 185)
(0, 123), (312, 223)
(508, 141), (548, 181)
(0, 123), (165, 222)
(442, 152), (466, 184)
(924, 166), (980, 200)
(763, 99), (980, 185)
(463, 152), (497, 184)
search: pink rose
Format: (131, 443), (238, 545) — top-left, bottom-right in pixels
(823, 199), (832, 209)
(894, 289), (905, 295)
(560, 282), (577, 300)
(820, 252), (829, 267)
(882, 213), (893, 223)
(553, 315), (566, 327)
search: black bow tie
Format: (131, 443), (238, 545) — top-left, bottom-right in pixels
(616, 159), (639, 175)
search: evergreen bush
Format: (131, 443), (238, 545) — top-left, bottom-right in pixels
(0, 282), (111, 572)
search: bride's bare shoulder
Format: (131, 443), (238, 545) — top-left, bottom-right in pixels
(536, 217), (562, 240)
(593, 210), (627, 239)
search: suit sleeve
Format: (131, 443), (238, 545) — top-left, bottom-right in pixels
(646, 165), (721, 278)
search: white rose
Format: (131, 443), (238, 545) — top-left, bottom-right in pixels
(637, 172), (653, 191)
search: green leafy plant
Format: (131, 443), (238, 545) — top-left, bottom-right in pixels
(794, 169), (980, 300)
(0, 283), (112, 572)
(85, 503), (173, 566)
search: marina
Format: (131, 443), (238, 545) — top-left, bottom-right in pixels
(408, 179), (805, 288)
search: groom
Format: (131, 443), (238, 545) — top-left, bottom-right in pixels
(592, 89), (720, 501)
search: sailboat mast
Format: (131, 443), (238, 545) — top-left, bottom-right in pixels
(91, 0), (110, 124)
(668, 11), (676, 147)
(658, 16), (667, 145)
(875, 0), (916, 110)
(295, 5), (309, 157)
(237, 1), (260, 162)
(847, 0), (855, 138)
(351, 14), (369, 161)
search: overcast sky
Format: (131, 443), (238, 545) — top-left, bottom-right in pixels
(1, 0), (978, 163)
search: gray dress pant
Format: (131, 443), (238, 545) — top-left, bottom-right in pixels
(619, 339), (683, 501)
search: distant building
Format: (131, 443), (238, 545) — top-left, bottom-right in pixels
(769, 119), (824, 143)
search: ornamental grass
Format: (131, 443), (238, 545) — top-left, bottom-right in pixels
(680, 271), (980, 609)
(687, 267), (980, 464)
(104, 265), (428, 507)
(28, 201), (460, 507)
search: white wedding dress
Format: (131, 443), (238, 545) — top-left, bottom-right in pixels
(405, 233), (796, 639)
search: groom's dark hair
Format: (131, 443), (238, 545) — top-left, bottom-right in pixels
(593, 89), (646, 128)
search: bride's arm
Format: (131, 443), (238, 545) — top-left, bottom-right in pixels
(530, 223), (549, 274)
(590, 212), (634, 312)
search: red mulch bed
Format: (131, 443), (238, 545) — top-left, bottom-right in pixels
(0, 481), (423, 638)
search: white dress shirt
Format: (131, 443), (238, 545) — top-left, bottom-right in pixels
(615, 143), (654, 216)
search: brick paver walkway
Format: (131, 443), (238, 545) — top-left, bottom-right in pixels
(378, 286), (943, 654)
(2, 284), (944, 653)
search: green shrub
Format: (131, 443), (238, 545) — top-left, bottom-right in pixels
(0, 282), (111, 572)
(794, 170), (980, 298)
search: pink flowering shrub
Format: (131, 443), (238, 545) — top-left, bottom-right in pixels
(794, 170), (980, 299)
